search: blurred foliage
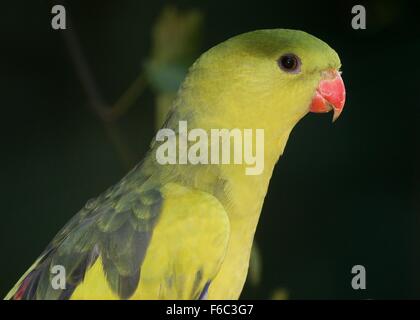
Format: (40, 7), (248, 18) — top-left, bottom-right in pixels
(271, 288), (289, 300)
(145, 6), (204, 127)
(249, 242), (263, 287)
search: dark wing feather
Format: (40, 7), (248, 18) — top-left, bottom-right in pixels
(8, 171), (163, 300)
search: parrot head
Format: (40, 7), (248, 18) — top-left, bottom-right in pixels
(179, 29), (346, 133)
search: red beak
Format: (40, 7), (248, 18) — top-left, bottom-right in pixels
(310, 69), (346, 122)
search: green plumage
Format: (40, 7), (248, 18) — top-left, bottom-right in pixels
(8, 161), (164, 299)
(6, 28), (344, 300)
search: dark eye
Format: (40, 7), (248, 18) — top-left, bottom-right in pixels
(278, 54), (301, 73)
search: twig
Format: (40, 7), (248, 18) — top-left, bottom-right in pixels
(61, 23), (110, 121)
(106, 72), (147, 121)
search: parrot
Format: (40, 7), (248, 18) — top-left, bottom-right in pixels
(5, 29), (346, 300)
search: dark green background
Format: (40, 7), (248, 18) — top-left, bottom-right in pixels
(0, 0), (418, 299)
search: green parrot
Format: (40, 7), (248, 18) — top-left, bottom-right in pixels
(6, 29), (345, 300)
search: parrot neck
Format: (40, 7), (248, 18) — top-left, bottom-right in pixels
(216, 124), (294, 219)
(157, 106), (305, 220)
(160, 109), (301, 228)
(196, 121), (299, 299)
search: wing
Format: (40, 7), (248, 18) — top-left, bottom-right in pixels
(6, 179), (230, 300)
(6, 170), (162, 300)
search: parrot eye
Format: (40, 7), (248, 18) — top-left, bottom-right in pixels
(278, 54), (301, 73)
